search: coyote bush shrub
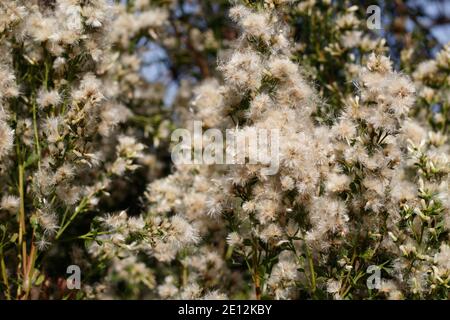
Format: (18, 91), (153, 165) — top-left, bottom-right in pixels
(0, 0), (448, 300)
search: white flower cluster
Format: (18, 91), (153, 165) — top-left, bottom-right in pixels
(0, 0), (448, 300)
(136, 2), (449, 300)
(0, 0), (148, 298)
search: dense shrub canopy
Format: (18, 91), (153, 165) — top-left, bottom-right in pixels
(0, 0), (448, 300)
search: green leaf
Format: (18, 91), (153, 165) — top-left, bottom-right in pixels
(35, 274), (45, 286)
(24, 152), (39, 169)
(10, 233), (18, 243)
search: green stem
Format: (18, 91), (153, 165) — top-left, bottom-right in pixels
(339, 250), (357, 298)
(0, 249), (11, 300)
(43, 61), (49, 90)
(181, 264), (188, 288)
(22, 241), (36, 300)
(32, 101), (41, 170)
(252, 237), (261, 300)
(305, 243), (317, 297)
(59, 231), (112, 242)
(60, 207), (70, 229)
(18, 164), (25, 247)
(55, 197), (88, 240)
(16, 142), (27, 298)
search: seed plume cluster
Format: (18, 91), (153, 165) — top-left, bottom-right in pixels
(0, 0), (448, 300)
